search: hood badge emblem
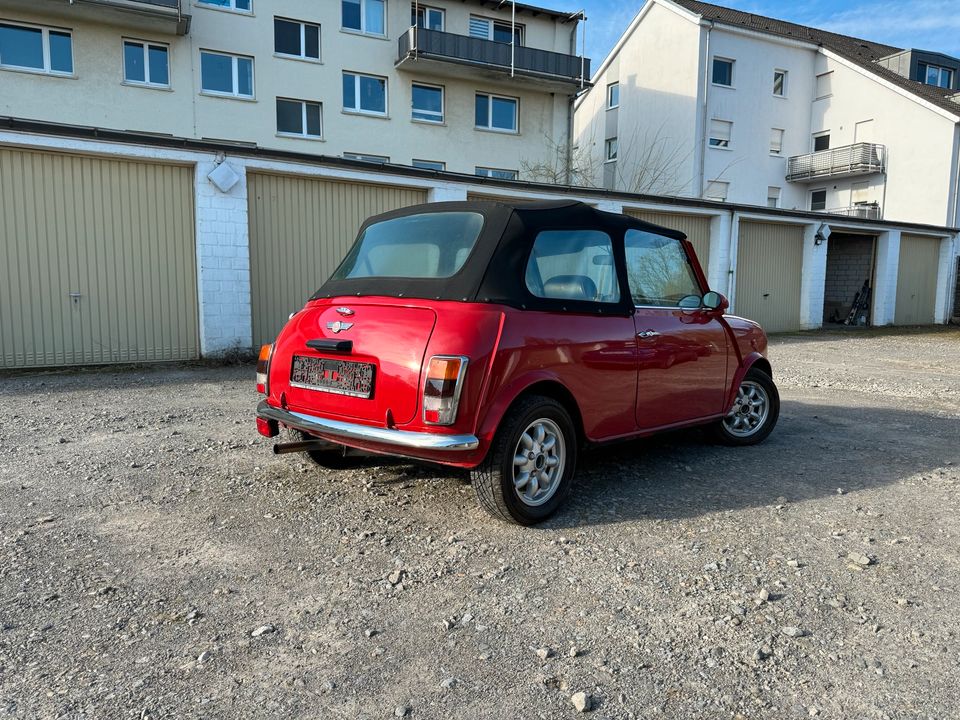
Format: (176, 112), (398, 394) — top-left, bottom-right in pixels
(335, 307), (355, 316)
(327, 321), (354, 334)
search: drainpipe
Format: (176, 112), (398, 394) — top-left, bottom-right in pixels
(698, 21), (714, 198)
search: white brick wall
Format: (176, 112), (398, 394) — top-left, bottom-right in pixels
(707, 212), (732, 294)
(872, 230), (901, 325)
(934, 235), (958, 323)
(194, 160), (252, 355)
(800, 223), (828, 330)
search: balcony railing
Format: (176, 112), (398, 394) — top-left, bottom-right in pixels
(786, 143), (886, 182)
(397, 27), (589, 87)
(34, 0), (189, 34)
(826, 204), (883, 220)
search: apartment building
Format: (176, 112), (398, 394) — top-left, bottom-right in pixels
(573, 0), (960, 230)
(0, 0), (589, 178)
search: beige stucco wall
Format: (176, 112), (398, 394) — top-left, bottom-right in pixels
(0, 0), (578, 177)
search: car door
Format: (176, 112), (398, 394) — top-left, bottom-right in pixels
(624, 228), (730, 429)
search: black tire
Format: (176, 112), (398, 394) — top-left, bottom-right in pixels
(471, 395), (578, 525)
(711, 368), (780, 446)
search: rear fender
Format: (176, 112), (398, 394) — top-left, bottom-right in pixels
(476, 371), (579, 447)
(725, 352), (773, 411)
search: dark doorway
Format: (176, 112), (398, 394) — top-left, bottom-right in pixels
(823, 232), (877, 325)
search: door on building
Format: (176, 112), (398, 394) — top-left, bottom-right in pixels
(247, 173), (427, 347)
(0, 148), (199, 368)
(624, 228), (729, 429)
(895, 234), (941, 325)
(734, 221), (804, 333)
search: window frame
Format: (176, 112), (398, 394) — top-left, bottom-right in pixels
(810, 188), (827, 212)
(197, 0), (252, 14)
(0, 20), (73, 76)
(475, 166), (518, 180)
(342, 70), (388, 116)
(767, 186), (781, 208)
(412, 159), (445, 171)
(412, 4), (445, 30)
(342, 0), (387, 37)
(711, 57), (734, 87)
(468, 15), (524, 45)
(274, 17), (321, 62)
(122, 38), (170, 88)
(623, 229), (703, 309)
(769, 127), (784, 156)
(813, 132), (830, 152)
(919, 62), (953, 88)
(705, 180), (729, 202)
(343, 152), (389, 164)
(607, 82), (619, 109)
(815, 71), (833, 99)
(475, 92), (519, 134)
(708, 119), (732, 150)
(276, 97), (323, 139)
(605, 137), (618, 162)
(773, 69), (787, 97)
(411, 82), (444, 124)
(199, 49), (254, 99)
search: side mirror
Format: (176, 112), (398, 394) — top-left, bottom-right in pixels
(678, 294), (703, 310)
(703, 291), (728, 312)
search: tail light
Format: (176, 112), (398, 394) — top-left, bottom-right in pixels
(423, 356), (468, 425)
(256, 344), (273, 395)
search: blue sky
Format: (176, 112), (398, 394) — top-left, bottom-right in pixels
(579, 0), (960, 68)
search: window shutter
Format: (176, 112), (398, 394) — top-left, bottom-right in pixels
(469, 17), (490, 39)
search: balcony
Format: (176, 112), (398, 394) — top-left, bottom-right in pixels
(396, 27), (589, 91)
(786, 143), (886, 182)
(7, 0), (190, 35)
(826, 203), (883, 220)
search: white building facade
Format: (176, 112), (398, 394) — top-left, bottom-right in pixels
(0, 0), (589, 178)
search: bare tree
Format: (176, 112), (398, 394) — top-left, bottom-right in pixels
(519, 133), (600, 187)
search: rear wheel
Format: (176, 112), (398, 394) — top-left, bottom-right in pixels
(472, 396), (578, 525)
(712, 368), (779, 446)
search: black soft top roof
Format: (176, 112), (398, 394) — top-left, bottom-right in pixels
(312, 200), (689, 314)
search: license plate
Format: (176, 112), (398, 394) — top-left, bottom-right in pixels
(290, 355), (375, 398)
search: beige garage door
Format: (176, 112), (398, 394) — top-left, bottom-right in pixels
(248, 173), (427, 346)
(734, 221), (804, 333)
(0, 148), (198, 368)
(895, 234), (940, 325)
(625, 210), (712, 272)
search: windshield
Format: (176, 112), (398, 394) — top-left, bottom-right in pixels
(332, 212), (484, 280)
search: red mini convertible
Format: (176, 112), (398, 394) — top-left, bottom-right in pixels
(256, 201), (779, 524)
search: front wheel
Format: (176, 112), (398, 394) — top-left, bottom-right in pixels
(471, 396), (578, 525)
(711, 368), (780, 446)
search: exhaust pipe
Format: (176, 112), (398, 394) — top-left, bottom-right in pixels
(272, 439), (335, 455)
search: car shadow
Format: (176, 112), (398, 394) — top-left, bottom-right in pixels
(544, 399), (959, 529)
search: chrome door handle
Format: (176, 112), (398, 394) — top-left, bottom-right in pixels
(637, 330), (660, 339)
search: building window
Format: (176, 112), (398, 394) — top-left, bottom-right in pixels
(815, 71), (833, 99)
(344, 152), (389, 164)
(412, 83), (443, 123)
(475, 93), (518, 133)
(476, 167), (518, 180)
(276, 98), (322, 138)
(274, 18), (320, 61)
(767, 186), (781, 208)
(605, 137), (618, 162)
(469, 16), (523, 45)
(199, 0), (251, 12)
(123, 40), (169, 87)
(412, 4), (444, 30)
(810, 189), (827, 211)
(412, 159), (445, 171)
(343, 71), (387, 115)
(770, 128), (784, 155)
(0, 22), (73, 75)
(342, 0), (386, 36)
(919, 62), (953, 88)
(607, 82), (619, 109)
(709, 119), (732, 148)
(705, 180), (729, 202)
(200, 50), (253, 98)
(773, 69), (787, 96)
(712, 57), (733, 86)
(813, 133), (830, 152)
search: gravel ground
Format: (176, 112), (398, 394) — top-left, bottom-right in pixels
(2, 327), (959, 720)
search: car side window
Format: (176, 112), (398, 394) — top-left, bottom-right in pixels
(525, 229), (620, 303)
(624, 229), (701, 307)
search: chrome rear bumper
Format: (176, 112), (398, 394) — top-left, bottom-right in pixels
(257, 400), (479, 452)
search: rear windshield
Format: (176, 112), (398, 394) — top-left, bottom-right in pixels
(332, 212), (484, 279)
